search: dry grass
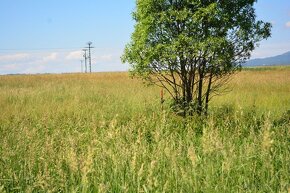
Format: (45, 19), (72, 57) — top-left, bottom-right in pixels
(212, 66), (290, 116)
(0, 66), (289, 192)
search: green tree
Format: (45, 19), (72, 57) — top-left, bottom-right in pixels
(122, 0), (271, 116)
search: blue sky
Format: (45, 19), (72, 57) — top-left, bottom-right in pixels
(0, 0), (290, 74)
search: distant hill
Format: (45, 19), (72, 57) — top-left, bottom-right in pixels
(244, 51), (290, 67)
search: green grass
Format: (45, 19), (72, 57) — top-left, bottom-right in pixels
(0, 67), (289, 192)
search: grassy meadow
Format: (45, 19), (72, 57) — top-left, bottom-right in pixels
(0, 66), (289, 192)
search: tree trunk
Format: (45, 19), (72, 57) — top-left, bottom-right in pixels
(205, 71), (213, 115)
(197, 66), (204, 115)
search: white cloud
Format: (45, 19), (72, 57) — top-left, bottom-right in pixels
(42, 52), (58, 62)
(66, 51), (82, 60)
(1, 64), (19, 71)
(21, 64), (47, 74)
(251, 42), (290, 59)
(95, 54), (114, 62)
(286, 21), (290, 28)
(0, 49), (128, 75)
(270, 21), (276, 25)
(0, 53), (30, 62)
(0, 52), (61, 74)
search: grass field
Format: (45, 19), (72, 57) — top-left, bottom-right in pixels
(0, 66), (289, 192)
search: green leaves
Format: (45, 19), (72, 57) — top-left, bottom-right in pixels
(122, 0), (271, 115)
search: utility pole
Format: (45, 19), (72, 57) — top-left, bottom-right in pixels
(82, 49), (88, 73)
(85, 42), (94, 73)
(80, 60), (83, 73)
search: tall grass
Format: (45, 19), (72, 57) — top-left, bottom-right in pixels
(0, 67), (289, 192)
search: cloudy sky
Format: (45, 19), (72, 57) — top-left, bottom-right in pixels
(0, 0), (290, 75)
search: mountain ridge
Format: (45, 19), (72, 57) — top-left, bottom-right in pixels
(244, 51), (290, 66)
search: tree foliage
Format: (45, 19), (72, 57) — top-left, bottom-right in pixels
(122, 0), (271, 116)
